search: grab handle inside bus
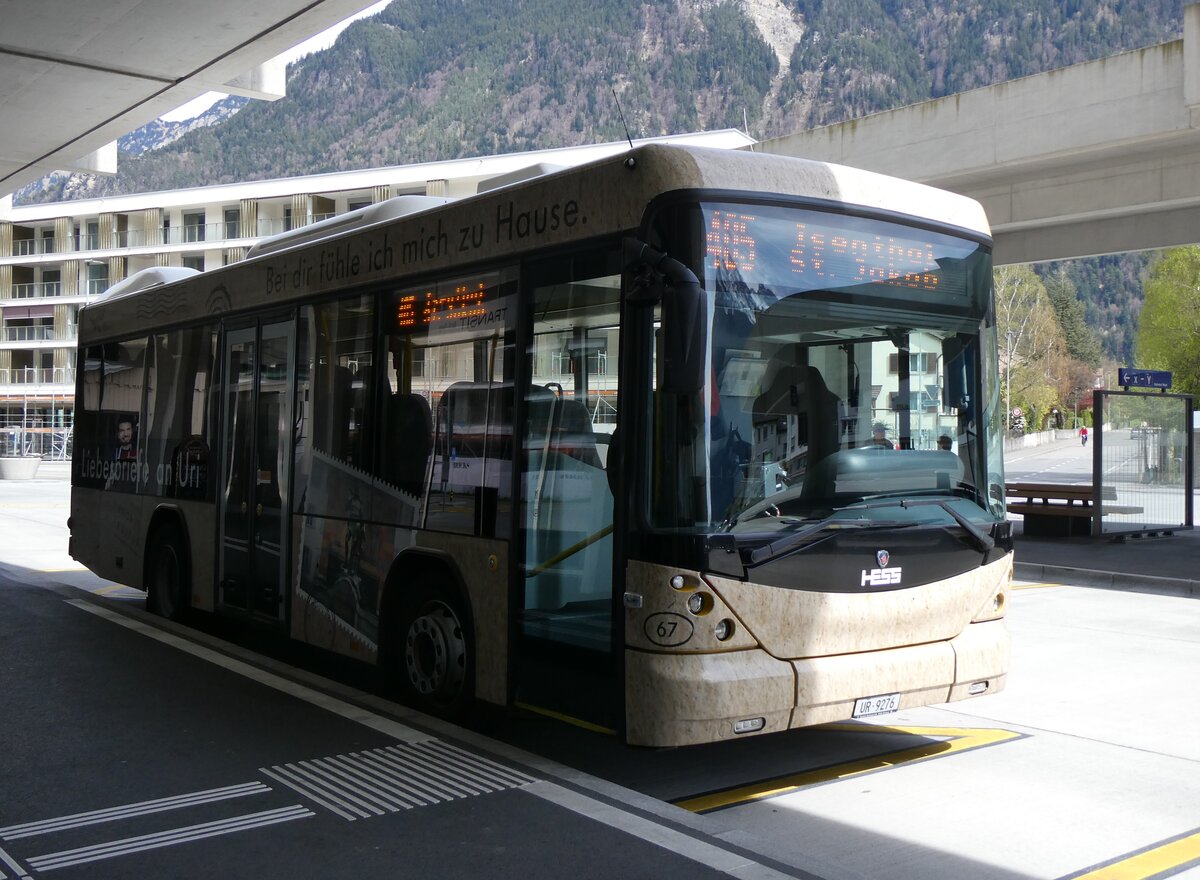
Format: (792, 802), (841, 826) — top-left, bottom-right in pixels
(623, 238), (707, 396)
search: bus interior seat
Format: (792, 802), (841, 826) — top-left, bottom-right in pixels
(552, 398), (602, 469)
(753, 364), (840, 470)
(385, 392), (432, 494)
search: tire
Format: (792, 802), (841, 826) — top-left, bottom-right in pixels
(387, 576), (473, 717)
(147, 523), (190, 622)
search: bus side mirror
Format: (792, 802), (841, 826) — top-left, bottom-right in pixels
(623, 238), (707, 396)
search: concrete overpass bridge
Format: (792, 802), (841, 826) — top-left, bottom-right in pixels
(758, 3), (1200, 266)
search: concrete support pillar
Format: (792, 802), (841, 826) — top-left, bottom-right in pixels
(371, 185), (392, 203)
(61, 260), (80, 297)
(0, 221), (11, 258)
(99, 213), (115, 249)
(107, 256), (125, 287)
(1187, 2), (1200, 124)
(239, 198), (258, 238)
(426, 179), (449, 197)
(290, 193), (310, 229)
(54, 217), (74, 252)
(142, 208), (162, 247)
(0, 263), (10, 300)
(53, 304), (70, 353)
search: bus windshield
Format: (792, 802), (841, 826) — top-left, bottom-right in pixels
(649, 201), (1004, 536)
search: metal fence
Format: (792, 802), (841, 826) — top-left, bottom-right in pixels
(1094, 390), (1194, 535)
(0, 426), (72, 459)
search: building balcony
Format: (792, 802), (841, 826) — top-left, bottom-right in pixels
(0, 367), (75, 395)
(9, 281), (63, 299)
(4, 325), (59, 342)
(0, 328), (77, 348)
(11, 239), (57, 257)
(8, 215), (335, 260)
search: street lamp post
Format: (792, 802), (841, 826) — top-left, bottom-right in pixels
(1004, 330), (1014, 434)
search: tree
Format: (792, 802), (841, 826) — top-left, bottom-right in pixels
(1043, 266), (1103, 367)
(1135, 246), (1200, 395)
(994, 265), (1068, 429)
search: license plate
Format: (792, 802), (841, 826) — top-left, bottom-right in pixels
(853, 692), (900, 718)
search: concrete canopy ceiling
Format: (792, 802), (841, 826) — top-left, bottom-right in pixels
(1, 0), (380, 198)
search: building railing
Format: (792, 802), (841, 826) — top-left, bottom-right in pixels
(12, 238), (56, 257)
(8, 282), (64, 299)
(9, 213), (344, 258)
(3, 326), (55, 342)
(0, 367), (76, 385)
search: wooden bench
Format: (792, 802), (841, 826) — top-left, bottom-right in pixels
(1005, 482), (1144, 536)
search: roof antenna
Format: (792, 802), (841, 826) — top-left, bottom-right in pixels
(611, 85), (637, 166)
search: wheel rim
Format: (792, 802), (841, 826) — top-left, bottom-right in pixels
(403, 599), (466, 701)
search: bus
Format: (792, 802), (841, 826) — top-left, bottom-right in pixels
(70, 144), (1012, 747)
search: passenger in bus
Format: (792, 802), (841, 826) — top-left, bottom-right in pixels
(867, 424), (893, 449)
(937, 434), (953, 451)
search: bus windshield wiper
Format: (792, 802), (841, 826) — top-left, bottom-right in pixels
(852, 497), (995, 552)
(746, 517), (918, 566)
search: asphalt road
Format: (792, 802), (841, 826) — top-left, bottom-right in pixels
(2, 464), (1199, 880)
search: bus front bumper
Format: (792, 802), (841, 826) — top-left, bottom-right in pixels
(624, 619), (1009, 747)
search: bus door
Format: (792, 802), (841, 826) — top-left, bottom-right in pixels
(515, 254), (623, 730)
(218, 319), (294, 621)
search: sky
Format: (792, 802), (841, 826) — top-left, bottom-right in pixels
(159, 0), (391, 122)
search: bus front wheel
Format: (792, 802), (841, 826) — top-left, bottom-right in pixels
(147, 524), (189, 622)
(390, 579), (473, 717)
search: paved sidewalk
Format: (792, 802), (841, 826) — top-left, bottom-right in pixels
(1012, 522), (1200, 597)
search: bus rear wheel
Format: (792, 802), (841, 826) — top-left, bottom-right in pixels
(390, 579), (472, 717)
(147, 524), (189, 622)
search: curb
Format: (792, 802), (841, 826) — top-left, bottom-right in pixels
(1013, 561), (1200, 599)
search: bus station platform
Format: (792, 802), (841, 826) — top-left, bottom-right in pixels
(1012, 522), (1200, 598)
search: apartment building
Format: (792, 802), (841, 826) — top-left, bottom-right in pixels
(0, 130), (754, 456)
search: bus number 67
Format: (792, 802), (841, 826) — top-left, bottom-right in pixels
(644, 612), (694, 647)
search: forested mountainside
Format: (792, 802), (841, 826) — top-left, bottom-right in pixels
(16, 0), (1183, 358)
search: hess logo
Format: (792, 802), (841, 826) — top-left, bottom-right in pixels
(862, 549), (902, 586)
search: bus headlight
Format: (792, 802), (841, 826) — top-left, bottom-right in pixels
(687, 592), (713, 615)
(714, 618), (735, 641)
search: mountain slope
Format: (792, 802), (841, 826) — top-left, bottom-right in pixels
(12, 0), (1183, 359)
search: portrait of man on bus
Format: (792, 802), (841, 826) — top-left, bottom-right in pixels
(114, 416), (138, 461)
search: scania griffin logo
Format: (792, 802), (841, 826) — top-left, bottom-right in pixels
(862, 549), (902, 587)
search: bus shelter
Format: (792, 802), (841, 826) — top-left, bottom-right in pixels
(1094, 390), (1194, 537)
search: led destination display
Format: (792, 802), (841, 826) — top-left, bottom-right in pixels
(704, 206), (974, 296)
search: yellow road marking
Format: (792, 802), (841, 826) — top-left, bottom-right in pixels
(92, 584), (136, 596)
(514, 701), (617, 736)
(675, 724), (1022, 813)
(1063, 828), (1200, 879)
(1011, 581), (1065, 590)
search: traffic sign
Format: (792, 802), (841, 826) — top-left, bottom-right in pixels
(1117, 367), (1172, 389)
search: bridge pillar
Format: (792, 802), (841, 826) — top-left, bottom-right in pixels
(1188, 2), (1200, 124)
